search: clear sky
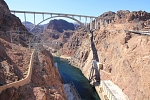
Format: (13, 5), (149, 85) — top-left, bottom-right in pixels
(5, 0), (150, 24)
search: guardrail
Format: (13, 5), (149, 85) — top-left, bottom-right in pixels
(125, 30), (150, 36)
(69, 82), (82, 100)
(0, 50), (35, 93)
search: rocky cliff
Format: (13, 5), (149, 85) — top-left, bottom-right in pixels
(0, 0), (33, 85)
(0, 48), (67, 100)
(39, 19), (76, 53)
(96, 10), (150, 30)
(70, 10), (150, 100)
(60, 27), (89, 56)
(0, 0), (66, 100)
(0, 33), (32, 86)
(0, 0), (31, 46)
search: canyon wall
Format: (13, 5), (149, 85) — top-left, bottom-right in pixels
(70, 11), (150, 100)
(0, 49), (67, 100)
(0, 0), (67, 100)
(95, 10), (150, 30)
(0, 0), (31, 46)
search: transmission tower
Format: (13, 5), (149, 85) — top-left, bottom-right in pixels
(7, 27), (28, 47)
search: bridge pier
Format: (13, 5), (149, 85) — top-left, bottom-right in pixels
(90, 18), (92, 30)
(24, 13), (26, 27)
(34, 12), (36, 25)
(42, 13), (44, 21)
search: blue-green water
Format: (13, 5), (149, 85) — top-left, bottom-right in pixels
(54, 57), (100, 100)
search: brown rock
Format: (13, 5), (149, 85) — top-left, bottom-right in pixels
(70, 14), (150, 99)
(0, 87), (19, 100)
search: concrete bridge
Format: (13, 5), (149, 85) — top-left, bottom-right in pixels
(10, 10), (98, 33)
(10, 10), (99, 50)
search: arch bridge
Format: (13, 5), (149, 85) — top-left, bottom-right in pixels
(10, 10), (98, 33)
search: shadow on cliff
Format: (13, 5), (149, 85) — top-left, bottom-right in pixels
(90, 31), (99, 62)
(89, 31), (101, 85)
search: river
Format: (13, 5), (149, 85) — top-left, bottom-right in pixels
(54, 57), (100, 100)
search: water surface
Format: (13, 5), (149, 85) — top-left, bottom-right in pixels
(54, 57), (100, 100)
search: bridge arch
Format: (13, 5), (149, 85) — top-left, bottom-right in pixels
(29, 15), (92, 35)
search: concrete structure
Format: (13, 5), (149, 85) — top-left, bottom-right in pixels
(89, 60), (102, 83)
(125, 30), (150, 35)
(0, 50), (35, 93)
(91, 61), (128, 100)
(95, 80), (129, 100)
(10, 10), (98, 32)
(10, 10), (98, 50)
(64, 83), (81, 100)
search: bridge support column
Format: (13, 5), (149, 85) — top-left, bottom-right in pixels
(24, 13), (26, 27)
(42, 13), (44, 21)
(90, 18), (92, 30)
(34, 13), (36, 25)
(79, 16), (81, 22)
(95, 18), (97, 29)
(85, 17), (87, 27)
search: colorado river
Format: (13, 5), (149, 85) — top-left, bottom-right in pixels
(54, 57), (100, 100)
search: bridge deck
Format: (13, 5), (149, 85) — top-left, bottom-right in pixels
(11, 10), (97, 18)
(126, 30), (150, 35)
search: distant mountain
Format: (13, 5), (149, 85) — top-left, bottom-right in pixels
(46, 19), (75, 33)
(22, 21), (34, 31)
(73, 22), (80, 29)
(22, 21), (48, 34)
(22, 21), (33, 25)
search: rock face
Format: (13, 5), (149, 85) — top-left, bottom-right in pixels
(60, 27), (89, 56)
(13, 49), (67, 100)
(0, 38), (32, 85)
(94, 29), (150, 100)
(96, 10), (150, 29)
(39, 19), (76, 54)
(46, 19), (75, 33)
(0, 50), (66, 100)
(97, 11), (115, 28)
(0, 87), (20, 100)
(0, 0), (31, 46)
(0, 1), (66, 100)
(0, 0), (10, 15)
(70, 10), (150, 100)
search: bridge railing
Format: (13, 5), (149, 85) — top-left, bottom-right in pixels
(100, 80), (129, 100)
(125, 30), (150, 36)
(69, 82), (82, 100)
(0, 50), (35, 93)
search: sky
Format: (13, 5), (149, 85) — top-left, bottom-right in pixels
(5, 0), (150, 24)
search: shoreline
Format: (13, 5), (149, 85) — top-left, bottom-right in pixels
(60, 55), (71, 59)
(52, 53), (71, 60)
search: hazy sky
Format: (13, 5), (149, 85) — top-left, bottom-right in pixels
(5, 0), (150, 24)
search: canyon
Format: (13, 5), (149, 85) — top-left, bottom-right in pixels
(0, 0), (150, 100)
(69, 11), (150, 100)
